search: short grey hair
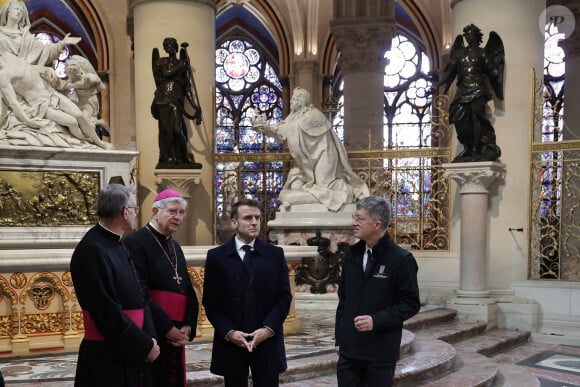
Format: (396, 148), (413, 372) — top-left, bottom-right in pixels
(152, 197), (188, 210)
(355, 196), (391, 230)
(96, 184), (133, 220)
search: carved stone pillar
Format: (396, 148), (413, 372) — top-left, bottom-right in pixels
(293, 60), (319, 104)
(331, 0), (395, 147)
(129, 0), (215, 245)
(449, 0), (544, 296)
(444, 161), (506, 327)
(154, 169), (202, 244)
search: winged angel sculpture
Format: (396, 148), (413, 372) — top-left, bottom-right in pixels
(151, 37), (202, 169)
(440, 24), (505, 163)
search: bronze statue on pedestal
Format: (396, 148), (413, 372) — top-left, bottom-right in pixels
(439, 24), (505, 163)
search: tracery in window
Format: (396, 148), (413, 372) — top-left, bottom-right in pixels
(539, 22), (566, 220)
(214, 36), (285, 242)
(330, 33), (447, 250)
(384, 34), (433, 149)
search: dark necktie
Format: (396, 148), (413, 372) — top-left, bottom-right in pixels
(365, 249), (373, 275)
(242, 245), (253, 286)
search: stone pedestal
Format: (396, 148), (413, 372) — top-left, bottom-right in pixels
(268, 203), (356, 293)
(268, 203), (355, 250)
(443, 161), (506, 328)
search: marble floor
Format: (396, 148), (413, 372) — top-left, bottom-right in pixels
(1, 305), (580, 386)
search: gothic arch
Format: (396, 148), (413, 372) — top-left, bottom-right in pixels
(216, 0), (290, 76)
(27, 0), (109, 72)
(321, 0), (439, 76)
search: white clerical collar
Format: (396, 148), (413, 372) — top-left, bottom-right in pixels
(98, 221), (123, 240)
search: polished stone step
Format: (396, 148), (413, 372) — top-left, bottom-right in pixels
(398, 310), (533, 386)
(3, 307), (543, 387)
(404, 308), (458, 330)
(494, 364), (541, 387)
(396, 339), (457, 385)
(414, 350), (498, 386)
(453, 329), (531, 356)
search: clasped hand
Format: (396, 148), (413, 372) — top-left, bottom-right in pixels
(227, 328), (271, 352)
(165, 326), (190, 347)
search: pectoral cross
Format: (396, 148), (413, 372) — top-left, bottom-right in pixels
(173, 273), (182, 285)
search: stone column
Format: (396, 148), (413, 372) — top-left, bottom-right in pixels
(129, 0), (215, 245)
(444, 162), (506, 327)
(449, 0), (545, 289)
(293, 60), (319, 105)
(330, 0), (395, 148)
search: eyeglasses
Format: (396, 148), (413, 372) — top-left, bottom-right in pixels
(163, 208), (187, 217)
(352, 214), (378, 225)
(127, 206), (139, 214)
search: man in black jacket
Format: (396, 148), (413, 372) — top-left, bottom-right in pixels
(335, 196), (420, 387)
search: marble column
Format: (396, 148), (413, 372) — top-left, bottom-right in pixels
(449, 0), (545, 290)
(330, 0), (395, 148)
(444, 162), (506, 327)
(293, 60), (319, 104)
(129, 0), (215, 245)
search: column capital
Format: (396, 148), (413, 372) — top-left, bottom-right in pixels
(130, 0), (215, 11)
(154, 169), (202, 198)
(443, 161), (506, 194)
(330, 18), (394, 74)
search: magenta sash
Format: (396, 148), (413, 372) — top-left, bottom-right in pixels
(82, 309), (144, 341)
(150, 290), (188, 322)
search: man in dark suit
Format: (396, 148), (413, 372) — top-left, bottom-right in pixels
(203, 198), (292, 387)
(335, 196), (420, 387)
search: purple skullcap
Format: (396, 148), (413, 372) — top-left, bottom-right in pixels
(154, 189), (183, 202)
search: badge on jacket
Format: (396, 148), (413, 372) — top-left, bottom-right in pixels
(373, 265), (388, 279)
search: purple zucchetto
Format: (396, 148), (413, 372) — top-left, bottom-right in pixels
(154, 189), (183, 202)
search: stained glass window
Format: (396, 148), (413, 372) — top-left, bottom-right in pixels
(540, 22), (566, 219)
(214, 38), (285, 242)
(34, 33), (71, 78)
(384, 35), (433, 149)
(329, 33), (445, 250)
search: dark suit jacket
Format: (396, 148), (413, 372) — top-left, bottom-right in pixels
(202, 237), (292, 376)
(335, 233), (420, 365)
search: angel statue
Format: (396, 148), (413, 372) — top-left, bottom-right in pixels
(151, 37), (202, 169)
(439, 24), (505, 163)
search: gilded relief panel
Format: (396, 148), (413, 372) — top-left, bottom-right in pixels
(0, 170), (99, 226)
(0, 265), (208, 357)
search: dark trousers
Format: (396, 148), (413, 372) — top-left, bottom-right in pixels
(337, 354), (395, 387)
(223, 349), (280, 387)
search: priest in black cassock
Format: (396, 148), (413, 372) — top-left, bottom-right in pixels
(70, 184), (160, 387)
(125, 189), (199, 387)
